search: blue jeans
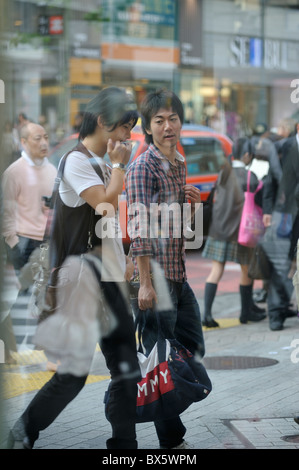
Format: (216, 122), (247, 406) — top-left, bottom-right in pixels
(131, 280), (205, 448)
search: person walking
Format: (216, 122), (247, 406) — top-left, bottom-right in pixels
(8, 87), (141, 450)
(1, 122), (57, 362)
(2, 122), (57, 273)
(125, 89), (205, 450)
(201, 137), (266, 327)
(262, 122), (299, 330)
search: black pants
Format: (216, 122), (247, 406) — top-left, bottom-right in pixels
(5, 236), (42, 271)
(18, 282), (140, 449)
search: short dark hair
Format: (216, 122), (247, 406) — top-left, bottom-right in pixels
(79, 87), (138, 140)
(232, 137), (252, 160)
(140, 89), (184, 145)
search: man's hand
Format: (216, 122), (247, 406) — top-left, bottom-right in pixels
(107, 139), (132, 166)
(138, 284), (157, 311)
(263, 214), (272, 227)
(183, 184), (201, 204)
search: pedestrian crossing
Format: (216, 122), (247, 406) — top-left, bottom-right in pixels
(10, 290), (37, 352)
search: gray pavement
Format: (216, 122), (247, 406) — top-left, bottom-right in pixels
(1, 290), (299, 451)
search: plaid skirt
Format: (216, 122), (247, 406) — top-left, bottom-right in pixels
(202, 237), (253, 265)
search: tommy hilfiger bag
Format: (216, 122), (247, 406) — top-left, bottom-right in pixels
(104, 311), (212, 423)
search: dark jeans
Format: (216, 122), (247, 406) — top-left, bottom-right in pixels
(261, 221), (293, 327)
(5, 236), (42, 271)
(131, 280), (205, 448)
(15, 281), (140, 449)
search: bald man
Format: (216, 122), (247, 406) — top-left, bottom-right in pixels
(2, 122), (57, 272)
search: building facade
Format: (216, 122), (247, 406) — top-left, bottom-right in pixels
(1, 0), (299, 144)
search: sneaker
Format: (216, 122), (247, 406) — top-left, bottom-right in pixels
(160, 440), (193, 449)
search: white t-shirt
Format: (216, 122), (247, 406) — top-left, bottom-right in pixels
(59, 150), (106, 207)
(58, 150), (126, 281)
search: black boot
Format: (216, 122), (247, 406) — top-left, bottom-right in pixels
(239, 285), (267, 324)
(202, 282), (219, 328)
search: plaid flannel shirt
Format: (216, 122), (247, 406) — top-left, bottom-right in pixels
(125, 143), (187, 282)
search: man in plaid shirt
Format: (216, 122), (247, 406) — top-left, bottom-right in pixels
(125, 89), (205, 450)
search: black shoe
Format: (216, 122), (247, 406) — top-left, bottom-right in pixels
(294, 416), (299, 425)
(240, 312), (266, 324)
(282, 308), (298, 319)
(270, 321), (284, 331)
(252, 303), (266, 314)
(253, 289), (267, 303)
(202, 318), (219, 328)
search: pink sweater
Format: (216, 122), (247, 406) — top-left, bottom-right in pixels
(2, 155), (57, 248)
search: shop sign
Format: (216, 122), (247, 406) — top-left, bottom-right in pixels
(49, 16), (64, 35)
(230, 35), (288, 70)
(180, 43), (202, 67)
(116, 0), (175, 26)
(38, 15), (49, 36)
(38, 15), (63, 36)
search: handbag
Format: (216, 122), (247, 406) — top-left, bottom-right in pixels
(248, 243), (271, 280)
(104, 311), (212, 423)
(238, 171), (265, 247)
(202, 185), (215, 236)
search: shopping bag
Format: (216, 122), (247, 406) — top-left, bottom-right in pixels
(238, 171), (265, 247)
(104, 311), (212, 423)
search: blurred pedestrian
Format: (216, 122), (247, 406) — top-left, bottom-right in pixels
(248, 136), (282, 304)
(1, 122), (56, 362)
(262, 122), (299, 330)
(126, 89), (205, 450)
(201, 137), (266, 327)
(8, 87), (140, 450)
(2, 122), (57, 277)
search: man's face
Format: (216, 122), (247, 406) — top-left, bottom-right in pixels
(21, 123), (49, 160)
(147, 108), (182, 152)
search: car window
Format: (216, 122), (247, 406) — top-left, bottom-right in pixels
(50, 137), (142, 168)
(181, 137), (227, 175)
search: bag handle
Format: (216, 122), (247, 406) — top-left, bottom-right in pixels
(246, 170), (251, 191)
(135, 309), (170, 363)
(246, 170), (264, 195)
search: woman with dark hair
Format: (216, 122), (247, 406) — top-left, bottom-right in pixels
(201, 137), (266, 327)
